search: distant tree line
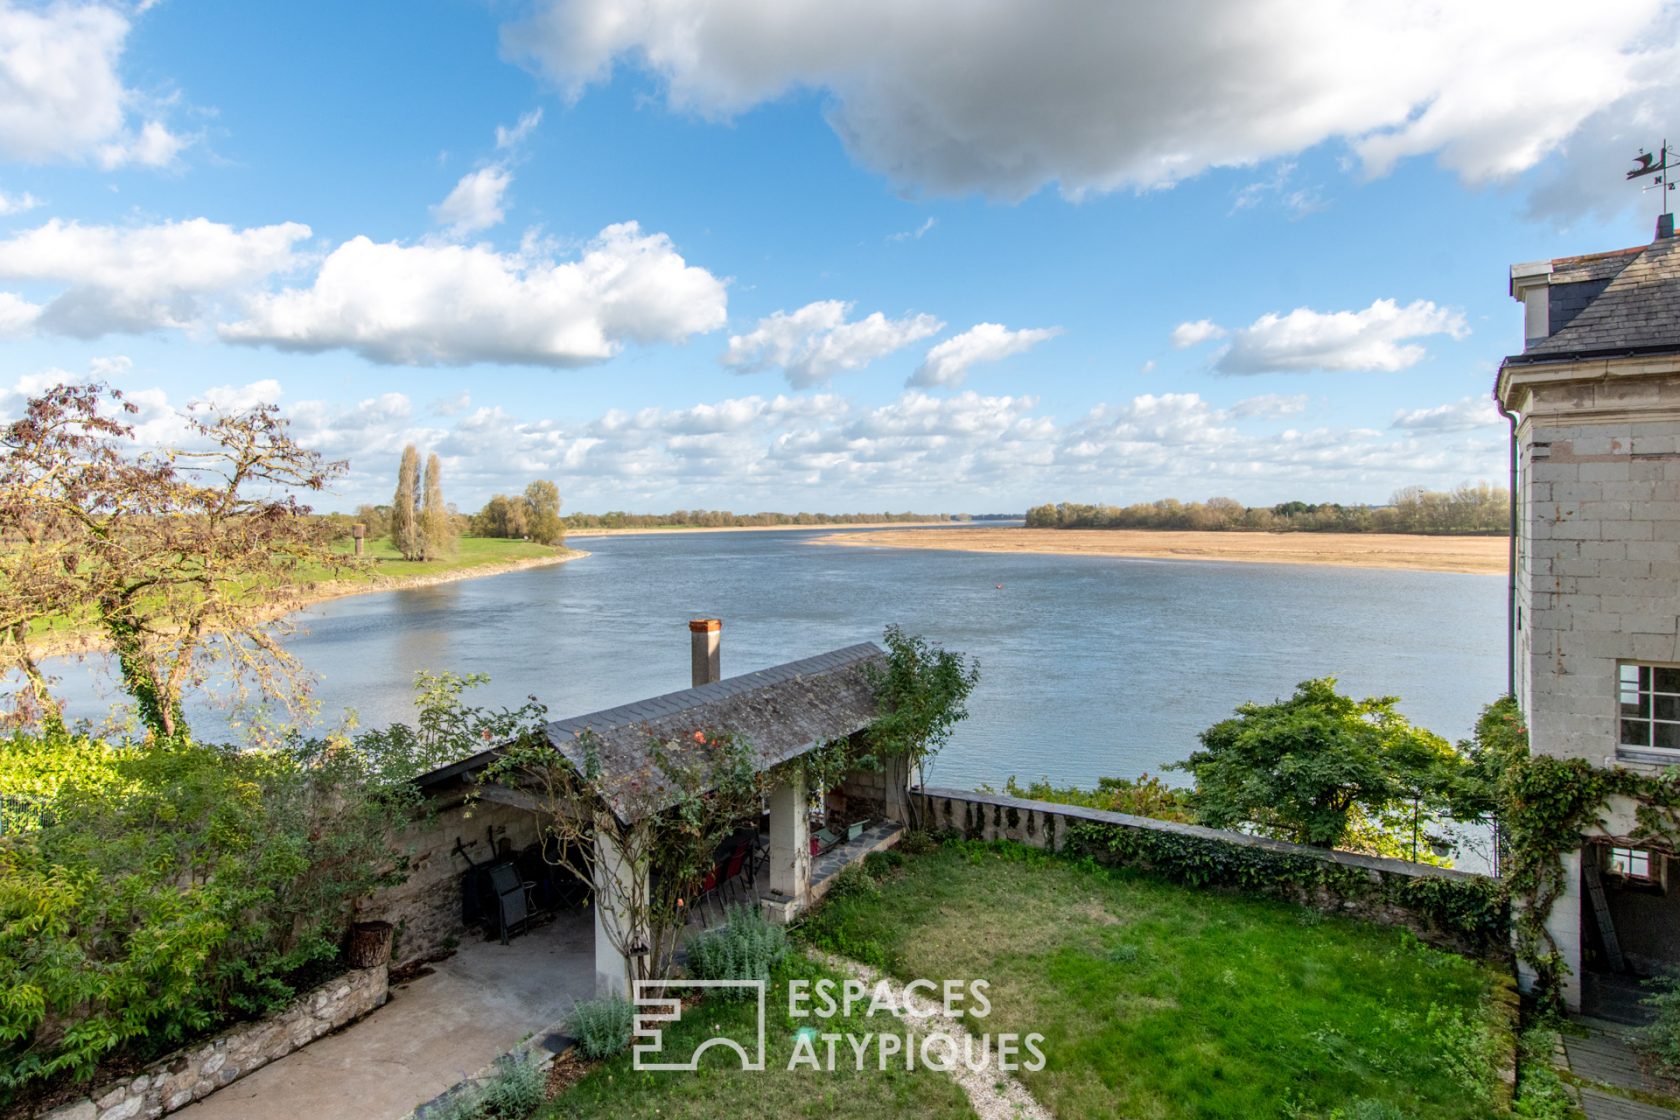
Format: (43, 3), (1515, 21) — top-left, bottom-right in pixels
(1024, 483), (1509, 536)
(563, 510), (953, 530)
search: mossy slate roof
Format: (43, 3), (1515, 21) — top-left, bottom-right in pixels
(417, 642), (885, 823)
(1516, 236), (1680, 362)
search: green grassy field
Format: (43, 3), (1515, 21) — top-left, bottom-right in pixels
(26, 536), (572, 646)
(793, 840), (1510, 1120)
(539, 952), (977, 1120)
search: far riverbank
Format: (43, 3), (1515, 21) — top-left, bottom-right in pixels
(565, 520), (955, 537)
(809, 526), (1507, 575)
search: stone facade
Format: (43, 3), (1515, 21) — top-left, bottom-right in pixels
(914, 788), (1508, 960)
(358, 791), (544, 968)
(43, 966), (388, 1120)
(1511, 369), (1680, 767)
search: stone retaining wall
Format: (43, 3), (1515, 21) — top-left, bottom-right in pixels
(359, 793), (544, 968)
(43, 965), (388, 1120)
(915, 787), (1510, 959)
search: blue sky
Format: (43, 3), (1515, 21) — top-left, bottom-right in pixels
(1, 0), (1676, 514)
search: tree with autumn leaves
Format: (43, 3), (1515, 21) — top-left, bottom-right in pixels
(0, 382), (352, 740)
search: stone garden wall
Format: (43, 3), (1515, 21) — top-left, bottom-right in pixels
(42, 966), (388, 1120)
(914, 787), (1511, 960)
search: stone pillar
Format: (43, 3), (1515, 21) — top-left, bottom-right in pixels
(689, 618), (721, 687)
(352, 523), (366, 556)
(592, 818), (645, 999)
(762, 769), (810, 923)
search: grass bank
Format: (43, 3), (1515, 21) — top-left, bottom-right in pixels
(28, 536), (584, 657)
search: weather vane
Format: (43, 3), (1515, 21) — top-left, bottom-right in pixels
(1628, 139), (1676, 215)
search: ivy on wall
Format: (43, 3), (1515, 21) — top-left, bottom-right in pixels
(1060, 816), (1510, 956)
(1500, 749), (1680, 1006)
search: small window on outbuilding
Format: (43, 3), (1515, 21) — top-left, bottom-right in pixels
(1608, 846), (1654, 881)
(1619, 664), (1680, 753)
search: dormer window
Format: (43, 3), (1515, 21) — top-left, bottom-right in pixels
(1619, 664), (1680, 754)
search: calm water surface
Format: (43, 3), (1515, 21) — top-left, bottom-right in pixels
(48, 526), (1505, 791)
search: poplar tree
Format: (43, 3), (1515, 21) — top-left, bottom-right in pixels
(421, 452), (455, 559)
(391, 445), (422, 560)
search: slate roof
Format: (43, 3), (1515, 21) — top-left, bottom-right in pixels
(1512, 236), (1680, 363)
(416, 642), (885, 823)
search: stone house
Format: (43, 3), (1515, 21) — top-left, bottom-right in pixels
(1498, 217), (1680, 1011)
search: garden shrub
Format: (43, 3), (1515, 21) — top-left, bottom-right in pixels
(0, 731), (414, 1099)
(686, 904), (789, 993)
(569, 996), (634, 1060)
(1636, 972), (1680, 1082)
(897, 830), (938, 856)
(428, 1053), (545, 1120)
(862, 849), (904, 877)
(822, 862), (880, 902)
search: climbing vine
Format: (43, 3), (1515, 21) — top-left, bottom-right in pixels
(1485, 698), (1680, 1007)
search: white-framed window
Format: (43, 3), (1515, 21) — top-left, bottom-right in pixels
(1608, 846), (1654, 880)
(1619, 664), (1680, 752)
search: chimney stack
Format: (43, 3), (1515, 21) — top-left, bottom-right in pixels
(1659, 212), (1675, 241)
(689, 618), (721, 687)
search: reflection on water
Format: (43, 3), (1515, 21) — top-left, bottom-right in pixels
(41, 527), (1505, 795)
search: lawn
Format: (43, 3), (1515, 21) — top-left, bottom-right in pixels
(793, 840), (1511, 1120)
(538, 952), (978, 1120)
(321, 535), (566, 582)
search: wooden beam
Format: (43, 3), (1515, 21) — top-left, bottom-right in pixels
(478, 782), (546, 813)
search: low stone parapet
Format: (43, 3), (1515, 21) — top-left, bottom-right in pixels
(42, 964), (389, 1120)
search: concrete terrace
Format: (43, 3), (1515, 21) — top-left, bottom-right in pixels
(173, 914), (593, 1120)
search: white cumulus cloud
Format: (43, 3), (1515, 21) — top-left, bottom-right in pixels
(1392, 395), (1502, 432)
(1171, 319), (1227, 349)
(0, 217), (311, 337)
(432, 166), (513, 236)
(0, 290), (39, 336)
(0, 189), (40, 216)
(501, 0), (1670, 208)
(723, 300), (943, 388)
(221, 221), (727, 367)
(1214, 299), (1469, 375)
(496, 108), (544, 150)
(910, 322), (1060, 388)
(0, 1), (190, 167)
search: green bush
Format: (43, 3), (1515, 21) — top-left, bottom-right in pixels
(1636, 972), (1680, 1081)
(0, 731), (414, 1098)
(862, 849), (904, 877)
(569, 996), (634, 1060)
(429, 1053), (545, 1120)
(822, 862), (880, 902)
(685, 904), (789, 993)
(897, 830), (938, 856)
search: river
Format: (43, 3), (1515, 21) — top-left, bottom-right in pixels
(46, 525), (1505, 795)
